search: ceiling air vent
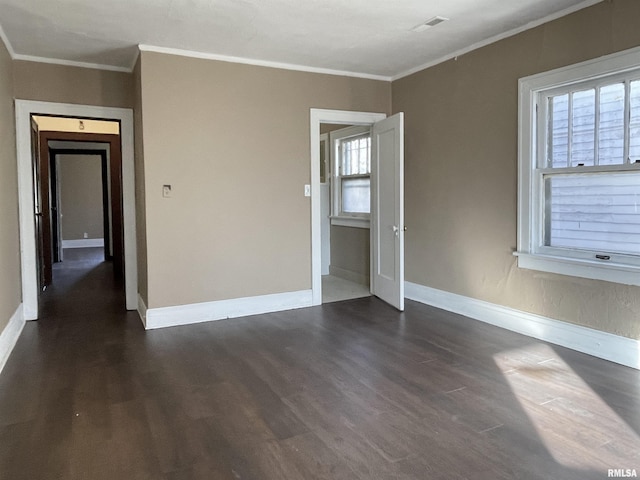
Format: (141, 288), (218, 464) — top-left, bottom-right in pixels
(412, 16), (449, 32)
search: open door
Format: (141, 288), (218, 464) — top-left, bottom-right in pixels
(31, 121), (51, 291)
(371, 112), (404, 311)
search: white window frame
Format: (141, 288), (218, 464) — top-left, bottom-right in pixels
(516, 46), (640, 287)
(330, 125), (371, 228)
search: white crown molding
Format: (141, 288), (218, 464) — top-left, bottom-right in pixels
(12, 53), (132, 73)
(129, 48), (141, 73)
(392, 0), (604, 81)
(144, 289), (313, 330)
(0, 304), (25, 375)
(138, 44), (392, 82)
(0, 23), (16, 58)
(405, 281), (640, 370)
(2, 0), (601, 81)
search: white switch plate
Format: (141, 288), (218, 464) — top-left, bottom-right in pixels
(304, 184), (311, 197)
(162, 184), (172, 198)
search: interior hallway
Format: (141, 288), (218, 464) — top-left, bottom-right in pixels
(0, 249), (638, 479)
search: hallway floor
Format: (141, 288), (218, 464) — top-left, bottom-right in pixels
(0, 249), (639, 479)
(321, 274), (370, 303)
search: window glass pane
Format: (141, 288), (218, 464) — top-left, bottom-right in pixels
(549, 94), (569, 168)
(630, 80), (640, 163)
(545, 172), (640, 255)
(598, 83), (625, 165)
(342, 135), (370, 175)
(342, 177), (370, 214)
(571, 89), (595, 167)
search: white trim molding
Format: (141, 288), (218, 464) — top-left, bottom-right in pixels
(405, 281), (640, 370)
(144, 289), (313, 330)
(139, 45), (391, 82)
(15, 100), (138, 318)
(0, 304), (25, 375)
(12, 54), (131, 73)
(61, 238), (105, 249)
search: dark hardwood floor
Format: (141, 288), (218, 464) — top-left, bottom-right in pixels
(0, 248), (639, 479)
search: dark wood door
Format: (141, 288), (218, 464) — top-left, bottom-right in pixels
(31, 125), (52, 288)
(37, 132), (54, 286)
(38, 131), (124, 282)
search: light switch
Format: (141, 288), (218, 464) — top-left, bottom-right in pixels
(162, 184), (172, 198)
(304, 184), (311, 197)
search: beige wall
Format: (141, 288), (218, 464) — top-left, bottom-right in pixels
(0, 39), (21, 333)
(13, 60), (133, 108)
(392, 0), (640, 340)
(330, 226), (370, 285)
(140, 51), (390, 308)
(59, 155), (104, 241)
(133, 57), (149, 306)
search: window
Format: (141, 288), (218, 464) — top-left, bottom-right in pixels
(330, 125), (371, 228)
(517, 47), (640, 286)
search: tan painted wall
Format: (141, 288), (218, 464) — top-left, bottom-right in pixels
(59, 155), (104, 241)
(330, 226), (370, 285)
(13, 60), (133, 108)
(133, 57), (149, 306)
(392, 0), (640, 340)
(140, 51), (390, 308)
(0, 39), (21, 333)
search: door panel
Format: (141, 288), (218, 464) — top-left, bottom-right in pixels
(31, 123), (47, 290)
(371, 113), (404, 310)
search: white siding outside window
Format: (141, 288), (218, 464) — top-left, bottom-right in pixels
(517, 46), (640, 286)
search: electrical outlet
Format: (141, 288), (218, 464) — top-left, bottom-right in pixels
(83, 232), (88, 239)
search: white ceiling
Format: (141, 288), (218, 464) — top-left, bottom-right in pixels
(0, 0), (602, 80)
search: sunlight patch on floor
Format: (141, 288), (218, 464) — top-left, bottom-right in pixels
(494, 343), (640, 472)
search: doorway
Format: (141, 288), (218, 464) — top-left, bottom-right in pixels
(310, 109), (405, 310)
(15, 101), (137, 320)
(33, 127), (124, 292)
(49, 148), (111, 264)
(320, 123), (372, 303)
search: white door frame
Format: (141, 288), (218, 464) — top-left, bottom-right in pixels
(310, 109), (386, 306)
(15, 100), (138, 319)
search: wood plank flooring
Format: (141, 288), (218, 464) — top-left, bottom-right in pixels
(0, 248), (639, 479)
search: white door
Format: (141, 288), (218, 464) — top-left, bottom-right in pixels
(371, 113), (404, 310)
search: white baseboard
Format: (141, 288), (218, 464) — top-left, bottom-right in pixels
(62, 238), (104, 249)
(144, 289), (313, 330)
(329, 265), (370, 287)
(0, 304), (25, 375)
(137, 294), (148, 329)
(405, 281), (640, 370)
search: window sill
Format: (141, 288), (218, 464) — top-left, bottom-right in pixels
(330, 216), (370, 229)
(513, 251), (640, 287)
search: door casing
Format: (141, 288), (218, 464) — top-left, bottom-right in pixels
(310, 109), (386, 306)
(15, 100), (137, 320)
